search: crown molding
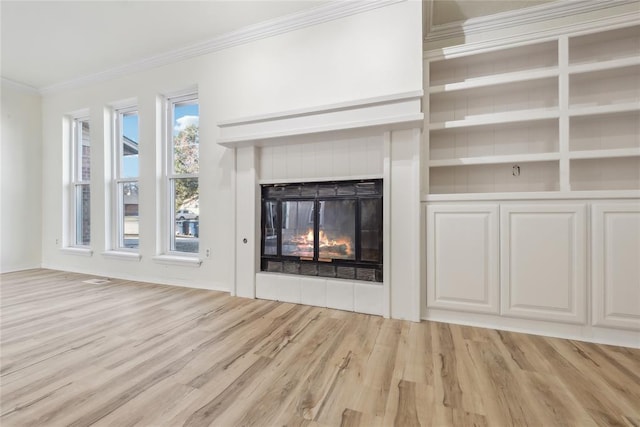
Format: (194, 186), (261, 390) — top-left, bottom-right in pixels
(39, 0), (404, 96)
(424, 0), (639, 44)
(424, 8), (640, 59)
(1, 77), (40, 95)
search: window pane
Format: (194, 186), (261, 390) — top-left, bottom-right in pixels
(121, 112), (139, 178)
(318, 200), (355, 261)
(173, 101), (199, 175)
(360, 198), (382, 262)
(263, 200), (277, 256)
(172, 178), (199, 253)
(79, 119), (91, 181)
(281, 201), (314, 258)
(121, 181), (139, 249)
(75, 184), (90, 246)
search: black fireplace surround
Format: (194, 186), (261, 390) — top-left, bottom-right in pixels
(261, 179), (383, 282)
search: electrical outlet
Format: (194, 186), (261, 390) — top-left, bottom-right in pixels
(55, 238), (59, 245)
(205, 248), (210, 258)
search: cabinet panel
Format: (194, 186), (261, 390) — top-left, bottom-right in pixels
(592, 203), (640, 331)
(427, 204), (499, 313)
(500, 204), (587, 323)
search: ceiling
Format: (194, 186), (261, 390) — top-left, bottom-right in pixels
(1, 1), (554, 91)
(1, 1), (328, 89)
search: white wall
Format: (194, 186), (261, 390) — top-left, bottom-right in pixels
(38, 1), (423, 292)
(1, 82), (42, 272)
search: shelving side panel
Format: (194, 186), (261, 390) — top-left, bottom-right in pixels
(429, 161), (560, 194)
(571, 157), (640, 191)
(569, 25), (640, 65)
(569, 65), (640, 108)
(429, 41), (558, 86)
(430, 78), (558, 123)
(570, 111), (640, 151)
(430, 120), (559, 161)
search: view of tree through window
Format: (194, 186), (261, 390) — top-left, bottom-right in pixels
(170, 98), (199, 253)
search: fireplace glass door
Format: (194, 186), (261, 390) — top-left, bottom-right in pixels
(281, 200), (314, 258)
(318, 200), (356, 261)
(261, 180), (382, 282)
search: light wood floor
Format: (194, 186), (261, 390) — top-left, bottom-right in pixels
(1, 269), (639, 427)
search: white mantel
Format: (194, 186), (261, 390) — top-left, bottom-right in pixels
(217, 91), (423, 147)
(220, 92), (423, 321)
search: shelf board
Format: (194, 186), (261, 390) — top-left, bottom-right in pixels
(429, 152), (560, 167)
(429, 67), (558, 94)
(569, 147), (640, 160)
(568, 56), (640, 75)
(429, 109), (559, 130)
(569, 102), (640, 117)
(423, 189), (640, 202)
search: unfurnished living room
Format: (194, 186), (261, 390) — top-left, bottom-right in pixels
(1, 1), (639, 426)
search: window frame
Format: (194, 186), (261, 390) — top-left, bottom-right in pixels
(113, 105), (140, 252)
(69, 114), (91, 248)
(164, 92), (199, 256)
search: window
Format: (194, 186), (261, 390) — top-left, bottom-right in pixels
(70, 116), (91, 246)
(114, 107), (139, 250)
(166, 94), (199, 254)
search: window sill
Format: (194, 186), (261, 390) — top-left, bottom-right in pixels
(101, 251), (142, 261)
(152, 255), (202, 268)
(60, 247), (93, 257)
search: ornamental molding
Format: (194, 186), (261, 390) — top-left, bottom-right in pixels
(425, 0), (639, 44)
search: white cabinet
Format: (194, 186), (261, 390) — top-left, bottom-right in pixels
(500, 204), (587, 324)
(591, 203), (640, 331)
(426, 204), (499, 314)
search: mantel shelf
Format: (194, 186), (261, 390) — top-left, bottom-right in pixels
(216, 91), (423, 148)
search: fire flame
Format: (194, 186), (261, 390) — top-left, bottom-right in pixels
(287, 228), (353, 259)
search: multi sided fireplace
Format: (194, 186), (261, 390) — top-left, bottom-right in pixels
(261, 179), (383, 282)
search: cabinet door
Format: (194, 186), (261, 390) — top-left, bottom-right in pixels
(500, 204), (587, 324)
(592, 203), (640, 331)
(426, 204), (499, 314)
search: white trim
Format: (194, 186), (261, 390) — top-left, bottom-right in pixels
(39, 0), (404, 95)
(217, 91), (423, 147)
(259, 174), (383, 185)
(1, 77), (39, 94)
(164, 92), (200, 255)
(382, 132), (391, 319)
(218, 90), (423, 127)
(101, 251), (142, 261)
(425, 0), (638, 44)
(60, 247), (93, 257)
(423, 308), (640, 349)
(152, 255), (202, 267)
(422, 190), (640, 202)
(424, 10), (639, 59)
(41, 262), (229, 293)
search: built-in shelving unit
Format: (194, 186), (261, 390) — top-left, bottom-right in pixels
(425, 24), (640, 199)
(423, 15), (640, 345)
